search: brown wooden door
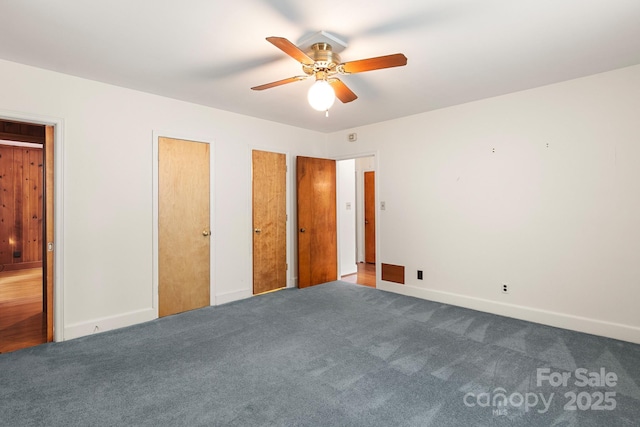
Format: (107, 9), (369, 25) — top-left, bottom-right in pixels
(44, 125), (54, 341)
(364, 171), (376, 264)
(296, 156), (337, 288)
(252, 150), (287, 294)
(158, 137), (210, 317)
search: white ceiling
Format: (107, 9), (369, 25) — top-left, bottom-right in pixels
(2, 0), (640, 133)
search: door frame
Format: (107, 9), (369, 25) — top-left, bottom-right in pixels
(0, 110), (65, 342)
(152, 131), (215, 315)
(333, 152), (379, 284)
(248, 146), (292, 290)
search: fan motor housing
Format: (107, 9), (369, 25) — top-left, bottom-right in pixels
(303, 43), (341, 76)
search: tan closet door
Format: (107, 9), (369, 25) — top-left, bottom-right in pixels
(252, 150), (287, 294)
(158, 137), (210, 317)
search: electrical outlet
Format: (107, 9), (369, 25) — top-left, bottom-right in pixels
(501, 283), (509, 294)
(417, 270), (423, 280)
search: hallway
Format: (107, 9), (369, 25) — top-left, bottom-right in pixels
(340, 262), (376, 288)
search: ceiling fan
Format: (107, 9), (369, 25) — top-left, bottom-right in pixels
(251, 35), (407, 114)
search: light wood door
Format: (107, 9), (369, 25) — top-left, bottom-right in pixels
(252, 150), (287, 294)
(364, 171), (376, 264)
(296, 156), (337, 288)
(158, 137), (210, 317)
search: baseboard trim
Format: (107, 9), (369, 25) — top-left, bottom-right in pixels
(378, 281), (640, 344)
(64, 308), (156, 341)
(64, 290), (256, 340)
(340, 264), (358, 277)
(215, 289), (252, 305)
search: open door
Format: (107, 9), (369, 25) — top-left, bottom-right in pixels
(296, 156), (337, 288)
(44, 125), (54, 341)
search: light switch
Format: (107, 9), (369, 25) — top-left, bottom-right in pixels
(380, 201), (386, 210)
(346, 202), (352, 210)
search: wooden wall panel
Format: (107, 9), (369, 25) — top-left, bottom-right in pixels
(14, 148), (24, 264)
(25, 148), (44, 262)
(0, 146), (15, 265)
(0, 145), (43, 269)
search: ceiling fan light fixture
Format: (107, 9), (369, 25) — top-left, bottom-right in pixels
(307, 80), (335, 112)
(253, 35), (406, 115)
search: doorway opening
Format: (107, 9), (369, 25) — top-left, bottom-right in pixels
(0, 119), (52, 353)
(337, 156), (376, 288)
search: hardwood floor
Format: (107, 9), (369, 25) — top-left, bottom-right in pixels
(0, 268), (46, 353)
(341, 262), (376, 288)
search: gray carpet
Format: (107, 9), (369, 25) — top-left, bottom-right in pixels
(1, 281), (639, 426)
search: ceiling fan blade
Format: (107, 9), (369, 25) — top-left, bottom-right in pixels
(341, 53), (407, 74)
(251, 76), (307, 91)
(266, 36), (315, 66)
(328, 78), (358, 103)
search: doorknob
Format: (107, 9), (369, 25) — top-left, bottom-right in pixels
(254, 228), (261, 234)
(365, 220), (369, 224)
(202, 230), (211, 236)
(299, 228), (306, 233)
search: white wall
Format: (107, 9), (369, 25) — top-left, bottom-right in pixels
(337, 159), (356, 276)
(0, 59), (326, 340)
(326, 65), (640, 344)
(4, 57), (639, 344)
